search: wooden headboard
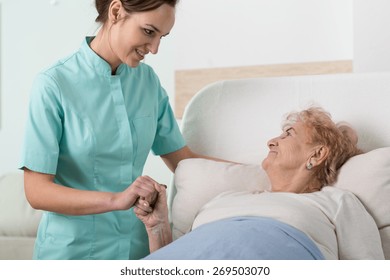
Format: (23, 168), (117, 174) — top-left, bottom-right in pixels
(174, 60), (352, 118)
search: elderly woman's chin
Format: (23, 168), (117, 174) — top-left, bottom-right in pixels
(261, 157), (271, 172)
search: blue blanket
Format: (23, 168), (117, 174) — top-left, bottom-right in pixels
(143, 216), (324, 260)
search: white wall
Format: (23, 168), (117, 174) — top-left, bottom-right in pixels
(0, 0), (357, 185)
(174, 0), (353, 70)
(0, 0), (95, 174)
(353, 0), (390, 72)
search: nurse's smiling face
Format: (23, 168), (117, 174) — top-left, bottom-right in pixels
(109, 4), (175, 67)
(110, 4), (175, 68)
(90, 1), (176, 72)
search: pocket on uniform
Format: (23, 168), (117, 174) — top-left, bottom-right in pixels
(36, 213), (94, 259)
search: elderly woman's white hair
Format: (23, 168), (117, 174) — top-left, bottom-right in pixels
(283, 107), (362, 186)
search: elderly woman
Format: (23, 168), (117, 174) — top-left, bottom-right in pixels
(134, 107), (384, 259)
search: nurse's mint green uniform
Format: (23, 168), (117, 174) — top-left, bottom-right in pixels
(20, 37), (185, 260)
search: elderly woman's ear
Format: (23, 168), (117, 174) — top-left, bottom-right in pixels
(309, 146), (330, 168)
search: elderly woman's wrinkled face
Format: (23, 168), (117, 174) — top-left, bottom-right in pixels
(262, 121), (316, 175)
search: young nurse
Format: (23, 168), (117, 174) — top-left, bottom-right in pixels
(20, 0), (204, 260)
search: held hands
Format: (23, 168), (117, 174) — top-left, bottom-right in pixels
(134, 183), (169, 230)
(114, 176), (160, 211)
(113, 175), (169, 230)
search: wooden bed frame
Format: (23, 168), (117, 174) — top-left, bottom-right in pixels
(174, 60), (352, 118)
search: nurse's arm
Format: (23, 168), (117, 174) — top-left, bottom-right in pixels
(161, 145), (233, 172)
(23, 168), (158, 216)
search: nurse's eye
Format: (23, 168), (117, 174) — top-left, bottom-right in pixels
(143, 28), (155, 36)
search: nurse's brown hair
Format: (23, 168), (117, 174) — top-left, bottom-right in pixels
(95, 0), (179, 24)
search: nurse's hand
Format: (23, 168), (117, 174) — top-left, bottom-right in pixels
(114, 175), (159, 211)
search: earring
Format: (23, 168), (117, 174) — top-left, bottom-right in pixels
(306, 162), (313, 170)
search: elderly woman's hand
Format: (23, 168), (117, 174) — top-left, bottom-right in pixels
(134, 184), (172, 252)
(134, 183), (169, 230)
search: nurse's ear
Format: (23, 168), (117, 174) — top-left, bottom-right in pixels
(108, 0), (122, 24)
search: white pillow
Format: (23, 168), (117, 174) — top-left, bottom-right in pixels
(333, 147), (390, 259)
(171, 159), (270, 239)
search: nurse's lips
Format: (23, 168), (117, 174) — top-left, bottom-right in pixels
(136, 49), (146, 60)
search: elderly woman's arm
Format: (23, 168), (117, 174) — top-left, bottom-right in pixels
(334, 191), (384, 259)
(134, 184), (172, 253)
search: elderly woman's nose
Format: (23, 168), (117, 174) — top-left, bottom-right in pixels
(267, 137), (278, 148)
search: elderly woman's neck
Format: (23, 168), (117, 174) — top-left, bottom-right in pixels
(270, 173), (322, 194)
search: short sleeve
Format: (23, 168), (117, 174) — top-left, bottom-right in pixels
(151, 92), (185, 156)
(19, 73), (63, 174)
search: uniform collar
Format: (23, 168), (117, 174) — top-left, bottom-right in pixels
(80, 36), (125, 76)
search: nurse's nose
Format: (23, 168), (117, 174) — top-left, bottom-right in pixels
(147, 37), (161, 54)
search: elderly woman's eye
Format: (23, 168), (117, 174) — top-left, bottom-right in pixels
(283, 127), (292, 136)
